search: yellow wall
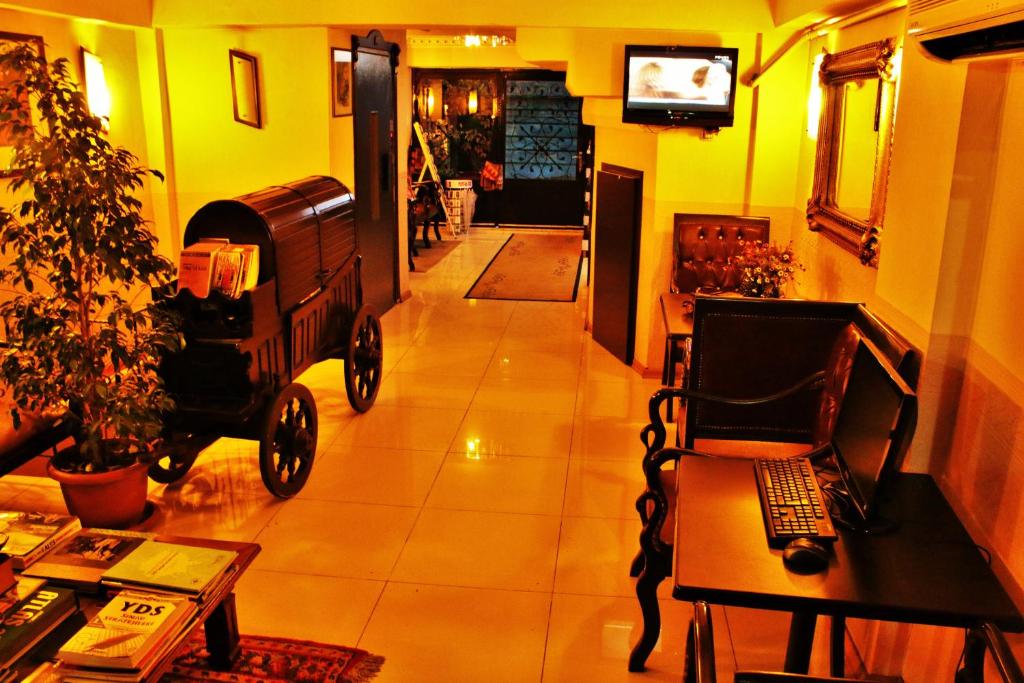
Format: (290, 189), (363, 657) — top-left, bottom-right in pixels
(0, 8), (173, 255)
(161, 26), (332, 232)
(560, 26), (807, 371)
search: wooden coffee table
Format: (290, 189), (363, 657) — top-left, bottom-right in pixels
(14, 534), (260, 681)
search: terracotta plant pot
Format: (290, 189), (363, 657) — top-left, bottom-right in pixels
(46, 459), (150, 529)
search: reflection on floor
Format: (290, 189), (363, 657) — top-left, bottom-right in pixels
(0, 228), (831, 681)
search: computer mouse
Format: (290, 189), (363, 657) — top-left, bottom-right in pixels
(782, 538), (830, 574)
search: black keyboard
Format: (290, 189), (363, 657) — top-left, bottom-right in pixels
(754, 458), (838, 548)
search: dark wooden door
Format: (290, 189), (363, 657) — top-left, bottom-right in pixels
(352, 30), (400, 314)
(498, 74), (585, 227)
(592, 164), (643, 365)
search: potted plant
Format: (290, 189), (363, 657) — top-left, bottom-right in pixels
(0, 45), (179, 528)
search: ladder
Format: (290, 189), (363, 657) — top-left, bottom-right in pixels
(412, 122), (462, 236)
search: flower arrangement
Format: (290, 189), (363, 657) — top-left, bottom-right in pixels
(735, 241), (804, 298)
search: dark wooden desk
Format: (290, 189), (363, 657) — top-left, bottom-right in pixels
(638, 457), (1022, 674)
(659, 293), (693, 420)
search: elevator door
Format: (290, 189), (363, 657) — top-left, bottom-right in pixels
(352, 30), (399, 314)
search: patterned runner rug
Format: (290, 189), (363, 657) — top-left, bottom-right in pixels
(161, 634), (383, 682)
(465, 232), (583, 301)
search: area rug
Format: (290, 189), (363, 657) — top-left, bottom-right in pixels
(412, 238), (462, 273)
(465, 232), (583, 301)
(162, 634), (383, 683)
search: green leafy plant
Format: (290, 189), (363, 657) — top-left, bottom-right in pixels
(0, 44), (179, 472)
(735, 241), (804, 298)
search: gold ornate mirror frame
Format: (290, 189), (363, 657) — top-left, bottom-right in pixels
(806, 39), (897, 267)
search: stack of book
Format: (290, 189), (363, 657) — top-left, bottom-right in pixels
(0, 577), (78, 682)
(0, 512), (82, 571)
(23, 529), (153, 592)
(54, 540), (238, 681)
(56, 591), (195, 682)
(177, 239), (259, 299)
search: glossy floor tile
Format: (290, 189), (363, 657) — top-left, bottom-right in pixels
(235, 570), (384, 644)
(332, 405), (467, 452)
(542, 594), (706, 682)
(252, 499), (419, 579)
(358, 583), (550, 683)
(570, 414), (653, 461)
(471, 376), (578, 415)
(298, 445), (446, 507)
(391, 507), (562, 591)
(425, 453), (568, 515)
(0, 228), (774, 680)
(450, 408), (575, 459)
(563, 458), (645, 519)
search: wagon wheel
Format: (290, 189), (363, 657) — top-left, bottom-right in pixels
(259, 383), (318, 498)
(345, 304), (383, 413)
(149, 434), (204, 485)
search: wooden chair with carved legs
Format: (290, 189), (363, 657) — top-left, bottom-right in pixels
(629, 297), (920, 674)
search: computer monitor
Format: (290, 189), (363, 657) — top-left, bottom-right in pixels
(830, 332), (916, 522)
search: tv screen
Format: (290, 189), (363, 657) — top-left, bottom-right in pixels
(622, 45), (739, 128)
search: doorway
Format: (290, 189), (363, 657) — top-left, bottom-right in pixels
(352, 30), (400, 315)
(411, 69), (589, 228)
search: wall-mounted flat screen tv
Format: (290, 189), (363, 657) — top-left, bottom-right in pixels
(622, 45), (739, 128)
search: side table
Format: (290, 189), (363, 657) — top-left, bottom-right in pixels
(659, 293), (694, 420)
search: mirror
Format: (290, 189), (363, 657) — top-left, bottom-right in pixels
(807, 39), (897, 267)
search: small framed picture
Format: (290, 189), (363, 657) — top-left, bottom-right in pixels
(229, 49), (261, 128)
(331, 48), (352, 117)
(0, 32), (45, 177)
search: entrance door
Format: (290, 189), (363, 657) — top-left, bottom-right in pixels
(352, 30), (400, 314)
(592, 164), (643, 365)
(500, 74), (586, 226)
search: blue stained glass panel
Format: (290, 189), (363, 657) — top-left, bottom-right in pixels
(505, 79), (581, 180)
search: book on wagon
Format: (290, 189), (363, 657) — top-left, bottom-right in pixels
(0, 512), (82, 570)
(176, 238), (229, 298)
(100, 540), (237, 595)
(57, 590), (194, 670)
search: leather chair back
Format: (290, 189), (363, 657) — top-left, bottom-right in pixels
(685, 296), (919, 450)
(671, 214), (770, 294)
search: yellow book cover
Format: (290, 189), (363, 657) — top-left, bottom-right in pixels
(101, 541), (236, 594)
(176, 239), (228, 299)
(58, 591), (193, 670)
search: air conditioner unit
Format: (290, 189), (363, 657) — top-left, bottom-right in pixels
(908, 0), (1024, 60)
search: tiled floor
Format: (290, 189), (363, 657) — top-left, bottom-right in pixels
(0, 228), (818, 681)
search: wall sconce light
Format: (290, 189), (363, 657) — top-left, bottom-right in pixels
(426, 86), (439, 120)
(468, 89), (479, 114)
(81, 49), (111, 130)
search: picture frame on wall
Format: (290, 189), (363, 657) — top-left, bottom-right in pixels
(331, 48), (352, 117)
(0, 31), (45, 177)
(229, 49), (262, 128)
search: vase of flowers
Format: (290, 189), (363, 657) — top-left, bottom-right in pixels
(734, 241), (804, 298)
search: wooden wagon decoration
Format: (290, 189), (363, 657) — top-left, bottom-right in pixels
(153, 176), (383, 497)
